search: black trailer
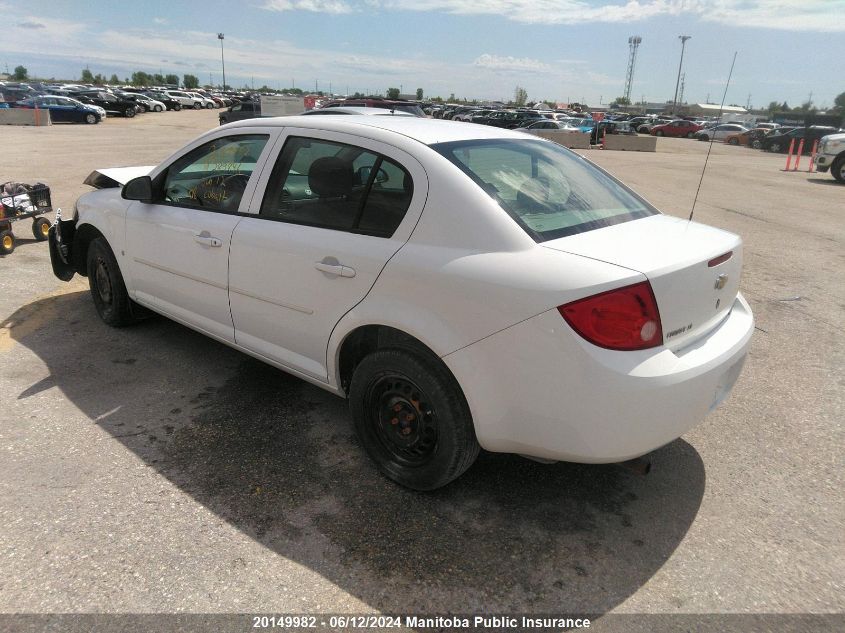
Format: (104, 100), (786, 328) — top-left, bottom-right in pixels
(1, 182), (53, 255)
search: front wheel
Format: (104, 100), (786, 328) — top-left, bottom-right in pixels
(154, 105), (163, 112)
(0, 230), (15, 256)
(751, 139), (763, 149)
(687, 131), (696, 138)
(193, 102), (202, 110)
(728, 138), (739, 145)
(349, 349), (480, 490)
(125, 108), (135, 118)
(655, 130), (664, 137)
(769, 142), (781, 153)
(86, 237), (137, 327)
(85, 113), (97, 124)
(831, 156), (845, 183)
(174, 104), (182, 111)
(32, 217), (51, 241)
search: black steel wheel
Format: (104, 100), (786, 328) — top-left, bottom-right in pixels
(349, 348), (479, 490)
(32, 217), (51, 241)
(0, 230), (15, 256)
(832, 156), (845, 183)
(86, 237), (137, 327)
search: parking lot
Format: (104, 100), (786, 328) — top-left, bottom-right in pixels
(0, 111), (842, 630)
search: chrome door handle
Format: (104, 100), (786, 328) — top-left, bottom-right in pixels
(194, 233), (222, 247)
(314, 261), (356, 278)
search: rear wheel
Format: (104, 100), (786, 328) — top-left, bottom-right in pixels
(0, 230), (15, 256)
(687, 131), (696, 138)
(86, 237), (137, 327)
(174, 104), (182, 111)
(32, 217), (50, 241)
(769, 142), (781, 153)
(125, 108), (135, 118)
(349, 348), (480, 490)
(655, 130), (664, 136)
(728, 138), (739, 145)
(85, 113), (97, 124)
(832, 156), (845, 183)
(193, 102), (202, 110)
(699, 135), (710, 142)
(751, 139), (763, 149)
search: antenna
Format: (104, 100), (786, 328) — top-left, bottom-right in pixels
(690, 52), (738, 222)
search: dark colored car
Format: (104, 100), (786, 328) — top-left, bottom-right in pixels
(145, 91), (182, 111)
(15, 95), (102, 124)
(72, 91), (138, 118)
(219, 100), (261, 125)
(760, 126), (842, 153)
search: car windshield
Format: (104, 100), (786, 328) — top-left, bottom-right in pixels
(431, 138), (656, 241)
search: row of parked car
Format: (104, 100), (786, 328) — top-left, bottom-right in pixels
(1, 81), (252, 124)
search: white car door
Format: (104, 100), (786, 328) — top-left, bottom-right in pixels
(228, 130), (427, 381)
(125, 130), (277, 343)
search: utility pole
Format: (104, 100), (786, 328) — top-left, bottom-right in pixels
(678, 73), (685, 106)
(672, 35), (691, 114)
(624, 36), (642, 103)
(217, 33), (226, 91)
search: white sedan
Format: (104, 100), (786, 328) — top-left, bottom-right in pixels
(49, 117), (753, 490)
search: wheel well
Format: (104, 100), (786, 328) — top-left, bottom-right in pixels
(338, 325), (443, 394)
(72, 224), (106, 276)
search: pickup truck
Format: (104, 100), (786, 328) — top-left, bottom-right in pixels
(813, 133), (845, 182)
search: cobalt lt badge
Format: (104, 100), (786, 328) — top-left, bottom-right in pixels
(714, 274), (728, 290)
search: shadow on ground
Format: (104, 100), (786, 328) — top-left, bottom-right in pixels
(6, 291), (706, 612)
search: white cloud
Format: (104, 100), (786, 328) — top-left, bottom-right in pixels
(261, 0), (355, 13)
(258, 0), (845, 31)
(473, 54), (551, 72)
(153, 17), (168, 25)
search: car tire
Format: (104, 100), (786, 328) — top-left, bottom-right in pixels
(205, 103), (213, 109)
(0, 230), (15, 256)
(125, 108), (135, 118)
(32, 217), (51, 241)
(349, 348), (480, 490)
(831, 156), (845, 183)
(174, 104), (182, 111)
(84, 113), (97, 124)
(655, 130), (664, 136)
(154, 105), (163, 112)
(193, 102), (202, 110)
(699, 135), (709, 142)
(769, 142), (781, 153)
(751, 139), (763, 149)
(687, 132), (695, 138)
(86, 237), (137, 327)
(728, 138), (739, 145)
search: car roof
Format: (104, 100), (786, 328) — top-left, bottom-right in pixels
(301, 106), (416, 117)
(223, 115), (530, 146)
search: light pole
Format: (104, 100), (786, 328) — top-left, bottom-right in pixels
(217, 33), (226, 90)
(672, 35), (691, 114)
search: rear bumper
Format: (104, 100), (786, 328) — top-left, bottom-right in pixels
(443, 294), (754, 463)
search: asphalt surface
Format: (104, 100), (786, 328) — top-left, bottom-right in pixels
(0, 111), (842, 630)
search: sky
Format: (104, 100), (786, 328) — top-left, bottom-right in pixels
(2, 0), (843, 109)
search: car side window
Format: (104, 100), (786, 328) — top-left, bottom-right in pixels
(159, 134), (269, 212)
(260, 136), (413, 237)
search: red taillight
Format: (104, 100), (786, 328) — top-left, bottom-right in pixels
(558, 281), (663, 351)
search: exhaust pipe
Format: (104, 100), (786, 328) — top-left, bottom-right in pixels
(617, 457), (651, 476)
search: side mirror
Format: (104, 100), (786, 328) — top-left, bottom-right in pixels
(122, 176), (154, 202)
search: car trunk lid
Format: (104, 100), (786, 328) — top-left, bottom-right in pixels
(542, 214), (743, 351)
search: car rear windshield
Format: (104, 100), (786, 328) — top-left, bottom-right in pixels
(431, 138), (657, 241)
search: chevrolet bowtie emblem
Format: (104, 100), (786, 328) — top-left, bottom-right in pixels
(714, 274), (728, 290)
